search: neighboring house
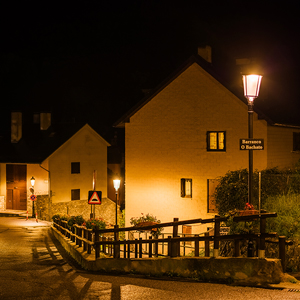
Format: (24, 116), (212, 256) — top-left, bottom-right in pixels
(0, 115), (120, 223)
(115, 53), (300, 234)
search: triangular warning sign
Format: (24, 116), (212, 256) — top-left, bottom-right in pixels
(88, 191), (102, 204)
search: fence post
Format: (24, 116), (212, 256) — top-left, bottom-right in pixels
(114, 225), (120, 258)
(195, 235), (199, 257)
(214, 215), (220, 257)
(279, 236), (286, 272)
(205, 232), (210, 257)
(94, 227), (100, 259)
(139, 237), (143, 258)
(155, 237), (159, 257)
(123, 240), (126, 258)
(234, 239), (240, 257)
(88, 230), (92, 254)
(173, 218), (180, 257)
(127, 240), (130, 258)
(83, 228), (87, 252)
(78, 226), (82, 247)
(149, 236), (152, 258)
(109, 238), (112, 256)
(168, 236), (172, 256)
(135, 239), (138, 258)
(259, 217), (266, 258)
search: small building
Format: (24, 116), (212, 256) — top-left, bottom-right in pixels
(0, 114), (119, 223)
(115, 53), (300, 233)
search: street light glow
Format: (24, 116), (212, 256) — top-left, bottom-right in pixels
(113, 179), (121, 192)
(243, 74), (263, 102)
(30, 176), (35, 187)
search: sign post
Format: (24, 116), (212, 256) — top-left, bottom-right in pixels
(240, 138), (264, 150)
(90, 170), (97, 219)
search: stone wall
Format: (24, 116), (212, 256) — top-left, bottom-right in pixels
(32, 195), (118, 224)
(51, 198), (119, 225)
(35, 195), (51, 221)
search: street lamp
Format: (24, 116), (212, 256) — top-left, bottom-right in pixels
(242, 74), (262, 205)
(30, 176), (36, 218)
(113, 178), (121, 225)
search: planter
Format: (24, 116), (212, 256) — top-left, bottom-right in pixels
(239, 210), (259, 216)
(135, 221), (158, 231)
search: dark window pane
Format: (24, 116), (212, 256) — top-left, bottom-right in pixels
(71, 189), (80, 200)
(71, 162), (80, 174)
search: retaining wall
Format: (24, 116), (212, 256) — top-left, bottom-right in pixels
(51, 226), (285, 285)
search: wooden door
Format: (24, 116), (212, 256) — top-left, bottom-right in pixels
(6, 164), (27, 210)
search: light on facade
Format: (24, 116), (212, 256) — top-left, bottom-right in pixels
(30, 176), (35, 187)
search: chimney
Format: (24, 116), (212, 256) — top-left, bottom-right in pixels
(11, 112), (22, 143)
(198, 46), (212, 63)
(40, 112), (51, 130)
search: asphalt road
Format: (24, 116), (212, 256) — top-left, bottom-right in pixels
(1, 217), (300, 299)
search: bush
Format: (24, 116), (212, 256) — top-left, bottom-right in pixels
(214, 163), (300, 216)
(214, 169), (249, 216)
(263, 194), (300, 239)
(83, 218), (106, 230)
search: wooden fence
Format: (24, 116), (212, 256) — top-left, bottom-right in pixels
(52, 212), (292, 272)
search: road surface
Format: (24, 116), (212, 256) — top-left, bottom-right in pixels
(1, 217), (300, 299)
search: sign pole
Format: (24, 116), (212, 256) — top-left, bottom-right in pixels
(90, 171), (96, 219)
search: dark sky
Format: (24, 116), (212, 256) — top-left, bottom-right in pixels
(1, 1), (300, 138)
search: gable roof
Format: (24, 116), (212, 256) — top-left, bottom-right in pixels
(0, 123), (110, 164)
(114, 55), (293, 128)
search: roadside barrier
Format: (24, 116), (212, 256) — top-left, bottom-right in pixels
(52, 212), (291, 272)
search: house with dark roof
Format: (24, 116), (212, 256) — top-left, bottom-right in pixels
(115, 49), (300, 234)
(0, 115), (121, 223)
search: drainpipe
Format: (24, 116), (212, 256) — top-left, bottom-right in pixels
(39, 164), (51, 221)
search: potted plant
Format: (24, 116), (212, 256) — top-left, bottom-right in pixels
(130, 213), (163, 237)
(239, 203), (259, 216)
(84, 218), (106, 231)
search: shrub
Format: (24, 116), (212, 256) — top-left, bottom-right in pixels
(51, 214), (68, 222)
(214, 163), (300, 216)
(84, 218), (106, 230)
(262, 194), (300, 239)
(52, 214), (61, 222)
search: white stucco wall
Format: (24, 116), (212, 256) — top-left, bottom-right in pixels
(267, 125), (300, 168)
(125, 63), (268, 232)
(47, 125), (109, 203)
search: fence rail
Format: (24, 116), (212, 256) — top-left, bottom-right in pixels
(52, 212), (292, 271)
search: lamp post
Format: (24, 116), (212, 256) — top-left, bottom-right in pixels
(242, 74), (262, 205)
(113, 178), (121, 225)
(30, 176), (36, 218)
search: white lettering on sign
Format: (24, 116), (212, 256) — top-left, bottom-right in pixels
(245, 145), (264, 150)
(242, 139), (262, 144)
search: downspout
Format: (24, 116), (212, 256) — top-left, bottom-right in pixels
(39, 164), (51, 221)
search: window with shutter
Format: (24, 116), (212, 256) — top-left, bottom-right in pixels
(181, 178), (192, 198)
(71, 162), (80, 174)
(293, 132), (300, 151)
(71, 189), (80, 200)
(207, 131), (226, 151)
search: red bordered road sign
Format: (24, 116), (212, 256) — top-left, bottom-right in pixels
(88, 191), (102, 205)
(30, 194), (37, 201)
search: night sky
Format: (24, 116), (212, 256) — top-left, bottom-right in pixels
(1, 1), (300, 140)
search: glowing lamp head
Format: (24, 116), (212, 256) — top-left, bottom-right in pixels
(113, 179), (121, 192)
(242, 74), (262, 102)
(30, 176), (35, 187)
